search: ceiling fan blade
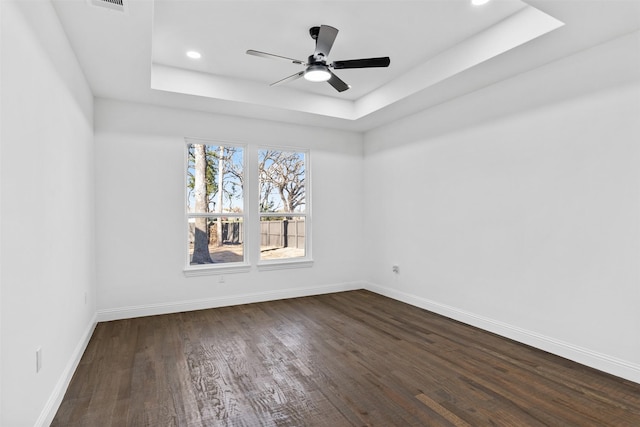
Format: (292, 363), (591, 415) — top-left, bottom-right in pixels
(246, 50), (307, 65)
(331, 57), (391, 69)
(327, 71), (350, 92)
(270, 71), (305, 87)
(314, 25), (339, 59)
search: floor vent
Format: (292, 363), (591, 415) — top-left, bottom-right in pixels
(88, 0), (126, 13)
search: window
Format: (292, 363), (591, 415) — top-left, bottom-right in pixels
(258, 149), (310, 266)
(185, 140), (247, 273)
(184, 141), (311, 275)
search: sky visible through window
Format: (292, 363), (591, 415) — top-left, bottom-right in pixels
(186, 145), (306, 215)
(187, 144), (244, 214)
(258, 149), (306, 214)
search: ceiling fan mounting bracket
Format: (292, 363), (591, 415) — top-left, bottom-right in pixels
(309, 26), (321, 40)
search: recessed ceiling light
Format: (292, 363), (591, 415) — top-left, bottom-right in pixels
(186, 51), (202, 59)
(472, 0), (491, 5)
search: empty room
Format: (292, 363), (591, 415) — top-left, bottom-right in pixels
(1, 0), (640, 425)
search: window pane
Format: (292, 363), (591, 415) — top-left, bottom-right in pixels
(187, 144), (244, 214)
(258, 150), (305, 214)
(189, 217), (244, 264)
(260, 216), (305, 261)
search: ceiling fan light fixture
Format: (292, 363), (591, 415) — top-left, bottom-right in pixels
(304, 64), (331, 82)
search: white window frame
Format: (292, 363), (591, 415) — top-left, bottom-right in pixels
(183, 140), (313, 276)
(256, 146), (313, 271)
(183, 138), (251, 276)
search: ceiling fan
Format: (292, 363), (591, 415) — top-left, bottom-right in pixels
(246, 25), (390, 93)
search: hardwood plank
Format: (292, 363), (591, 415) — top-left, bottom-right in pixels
(52, 290), (640, 426)
(416, 393), (472, 427)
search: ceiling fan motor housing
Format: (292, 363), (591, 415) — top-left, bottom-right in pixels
(308, 55), (326, 65)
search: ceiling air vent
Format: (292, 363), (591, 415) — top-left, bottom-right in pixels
(88, 0), (126, 13)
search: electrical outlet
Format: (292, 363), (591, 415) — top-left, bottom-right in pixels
(84, 291), (88, 305)
(392, 265), (400, 274)
(36, 347), (42, 373)
(219, 275), (225, 284)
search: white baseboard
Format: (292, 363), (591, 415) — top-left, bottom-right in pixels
(365, 282), (640, 384)
(97, 281), (365, 322)
(35, 313), (97, 427)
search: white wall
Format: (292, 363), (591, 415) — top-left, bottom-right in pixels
(0, 1), (96, 426)
(363, 33), (640, 382)
(94, 99), (364, 319)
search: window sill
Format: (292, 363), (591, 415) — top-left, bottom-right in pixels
(257, 259), (314, 271)
(183, 263), (251, 277)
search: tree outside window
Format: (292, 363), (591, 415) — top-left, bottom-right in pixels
(258, 149), (308, 261)
(186, 142), (244, 265)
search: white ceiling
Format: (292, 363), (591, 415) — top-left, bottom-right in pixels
(152, 0), (528, 100)
(51, 0), (640, 132)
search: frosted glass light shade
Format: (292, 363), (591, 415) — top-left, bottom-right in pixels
(304, 65), (331, 82)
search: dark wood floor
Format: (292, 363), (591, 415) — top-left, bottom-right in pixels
(52, 290), (640, 426)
